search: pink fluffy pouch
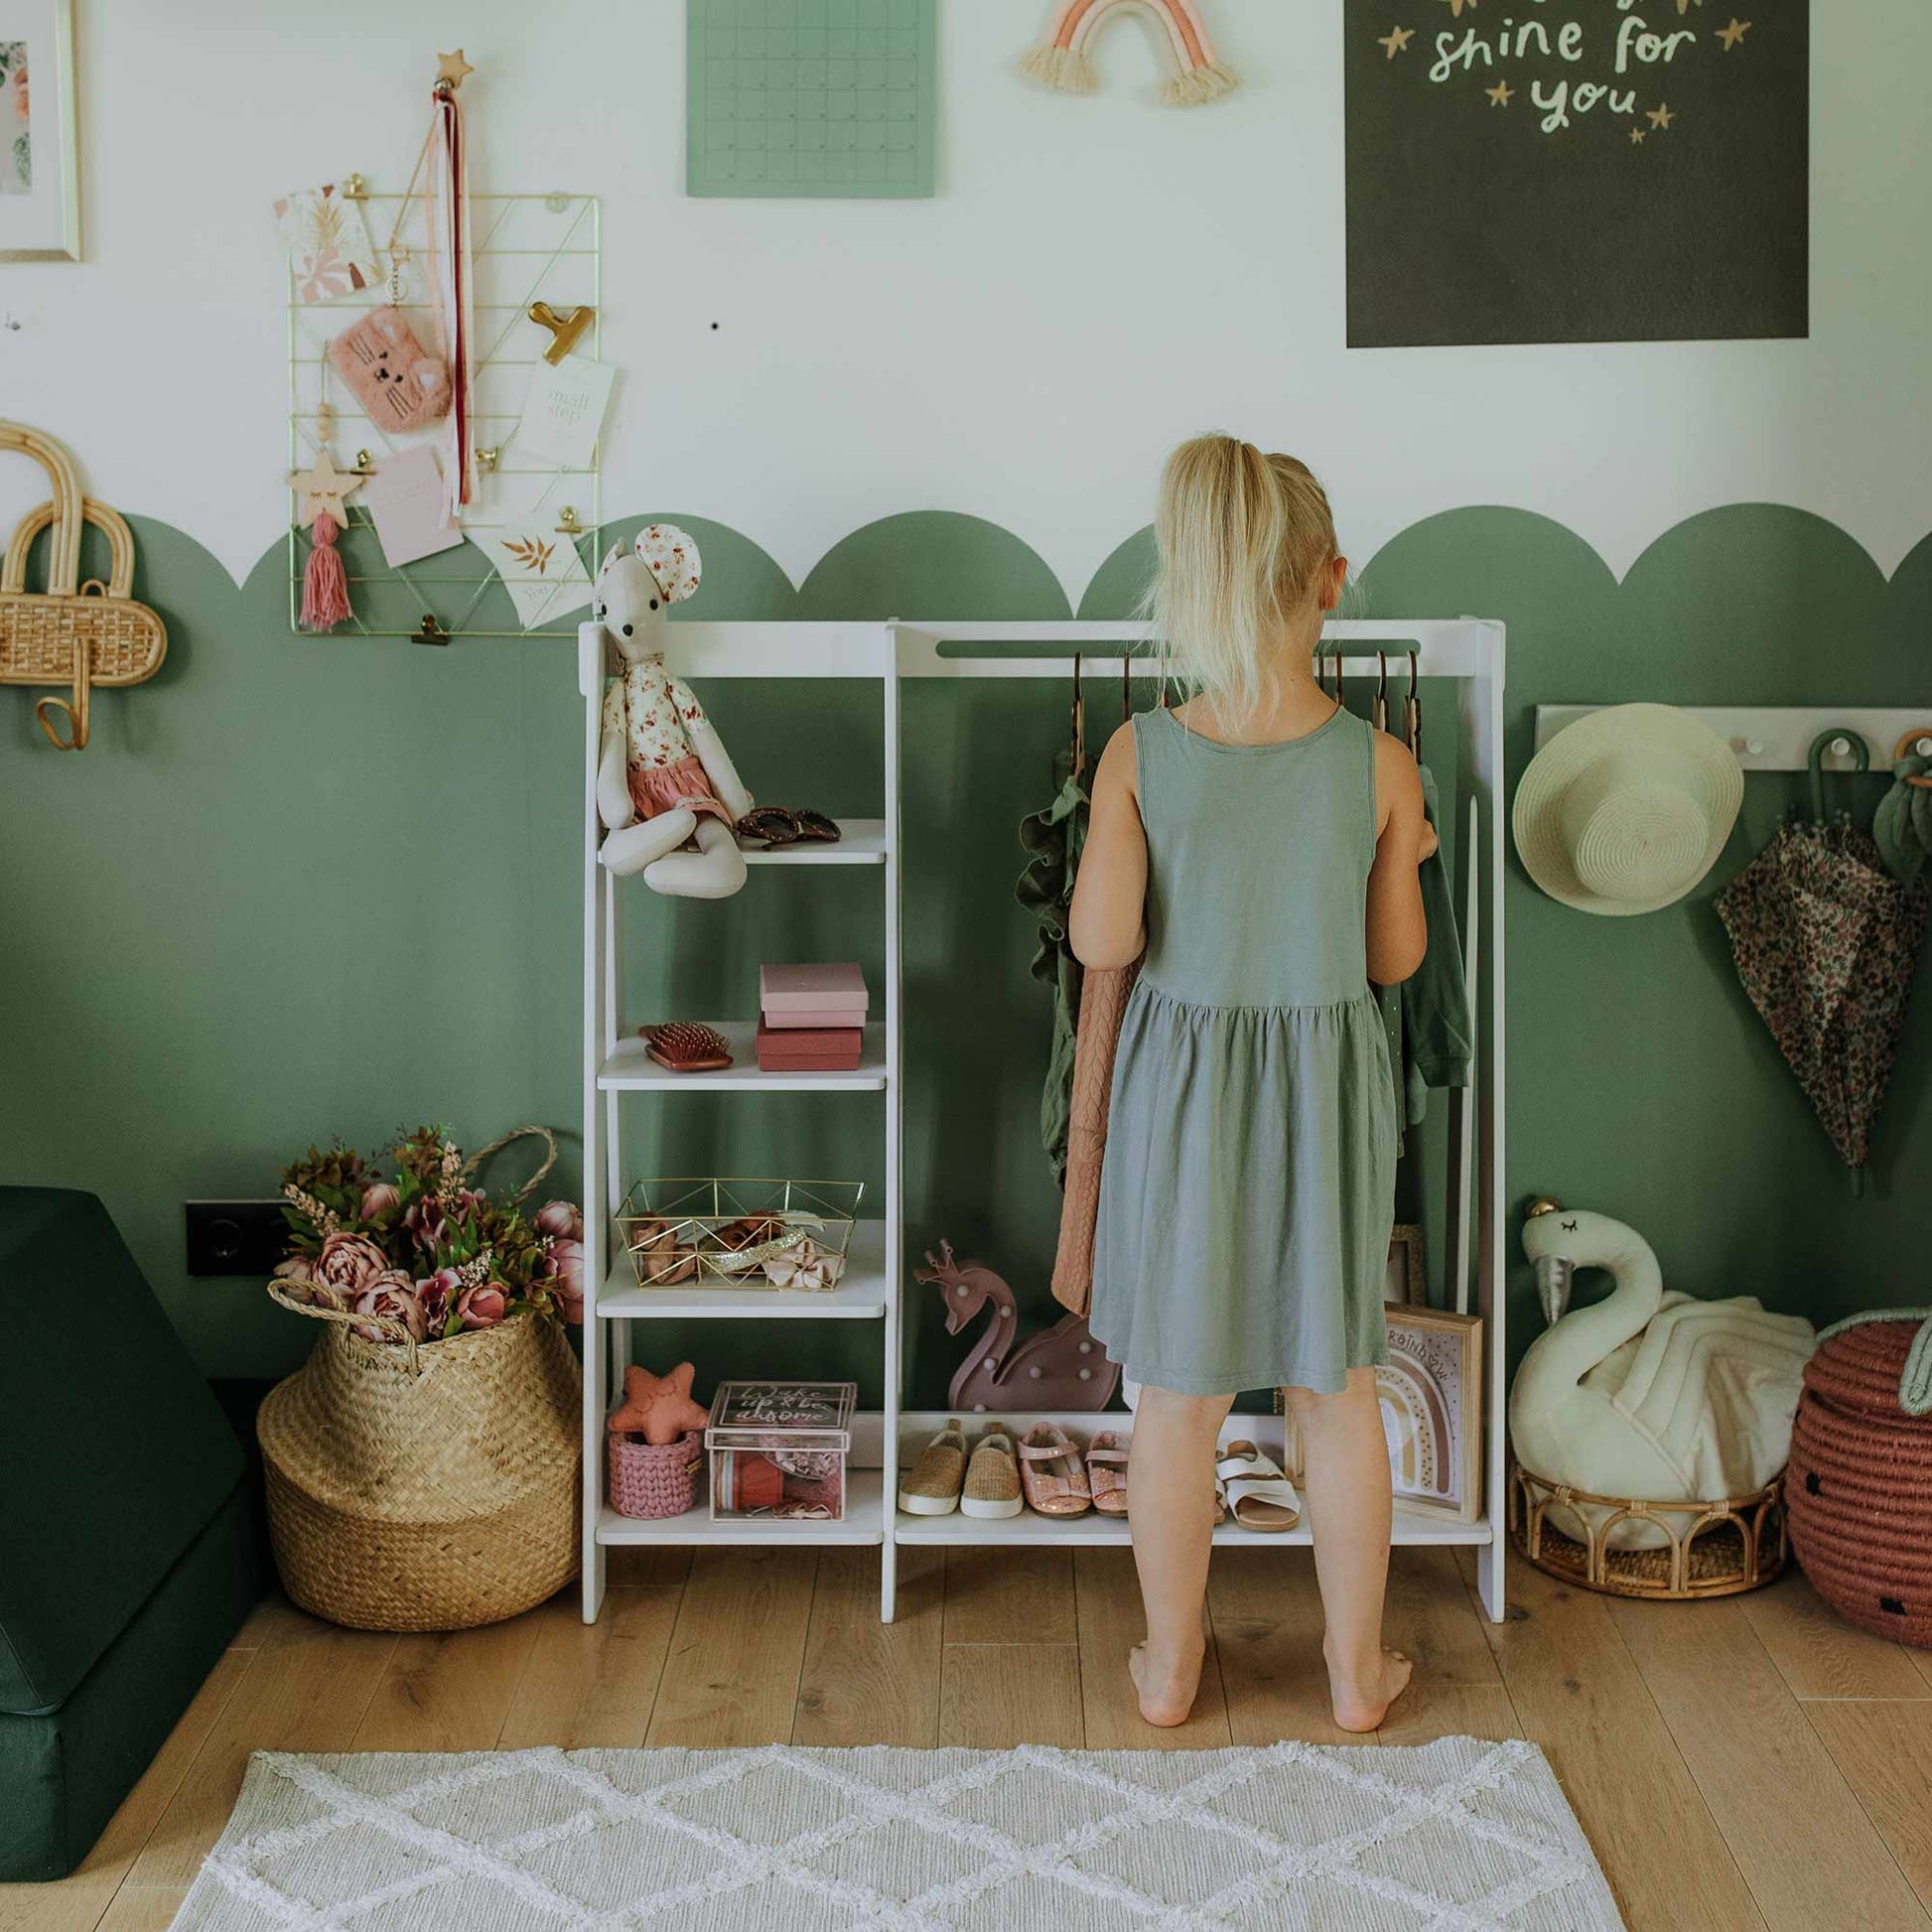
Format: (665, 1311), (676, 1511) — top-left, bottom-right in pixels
(328, 307), (452, 434)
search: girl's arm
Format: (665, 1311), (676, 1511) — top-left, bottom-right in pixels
(1366, 731), (1428, 984)
(1069, 722), (1148, 970)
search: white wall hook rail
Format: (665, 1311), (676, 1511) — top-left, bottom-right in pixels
(1535, 707), (1932, 772)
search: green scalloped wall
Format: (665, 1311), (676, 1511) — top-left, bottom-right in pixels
(2, 504), (1928, 1400)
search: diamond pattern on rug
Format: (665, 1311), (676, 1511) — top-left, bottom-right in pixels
(169, 1738), (1622, 1931)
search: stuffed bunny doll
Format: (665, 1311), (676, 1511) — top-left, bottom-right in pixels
(589, 524), (753, 897)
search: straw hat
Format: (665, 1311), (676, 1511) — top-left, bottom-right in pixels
(1513, 704), (1743, 915)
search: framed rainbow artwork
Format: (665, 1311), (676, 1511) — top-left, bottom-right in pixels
(1021, 0), (1237, 108)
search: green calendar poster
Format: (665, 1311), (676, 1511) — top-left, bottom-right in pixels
(688, 0), (937, 200)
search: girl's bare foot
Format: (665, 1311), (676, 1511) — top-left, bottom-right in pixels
(1129, 1638), (1205, 1727)
(1324, 1643), (1412, 1732)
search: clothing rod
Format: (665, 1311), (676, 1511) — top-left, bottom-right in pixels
(1536, 705), (1932, 773)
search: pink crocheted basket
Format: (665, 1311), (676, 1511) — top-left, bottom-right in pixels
(608, 1429), (702, 1519)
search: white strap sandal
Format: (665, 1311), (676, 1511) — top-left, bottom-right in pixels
(1216, 1439), (1302, 1532)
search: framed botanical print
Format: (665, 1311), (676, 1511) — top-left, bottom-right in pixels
(1282, 1308), (1484, 1524)
(0, 0), (79, 261)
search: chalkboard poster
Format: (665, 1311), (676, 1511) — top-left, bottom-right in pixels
(1346, 2), (1809, 347)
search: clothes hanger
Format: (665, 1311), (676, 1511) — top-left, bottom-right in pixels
(1373, 650), (1390, 734)
(1070, 651), (1086, 779)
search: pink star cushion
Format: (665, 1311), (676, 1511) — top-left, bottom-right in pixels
(609, 1361), (710, 1446)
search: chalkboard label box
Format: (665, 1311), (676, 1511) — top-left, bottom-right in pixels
(1345, 0), (1809, 347)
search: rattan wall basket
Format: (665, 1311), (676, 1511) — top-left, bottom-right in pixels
(1, 421), (167, 750)
(257, 1303), (582, 1632)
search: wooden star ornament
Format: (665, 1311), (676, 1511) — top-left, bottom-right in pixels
(435, 49), (475, 91)
(289, 448), (361, 528)
(609, 1362), (709, 1446)
(1378, 25), (1415, 59)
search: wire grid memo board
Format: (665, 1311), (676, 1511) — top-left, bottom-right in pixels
(688, 0), (937, 198)
(286, 193), (602, 640)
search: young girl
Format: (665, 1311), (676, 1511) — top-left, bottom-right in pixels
(1068, 433), (1428, 1733)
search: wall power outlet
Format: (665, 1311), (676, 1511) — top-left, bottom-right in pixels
(185, 1199), (292, 1277)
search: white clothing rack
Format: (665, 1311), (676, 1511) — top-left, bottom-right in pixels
(580, 619), (1509, 1625)
(1536, 706), (1932, 771)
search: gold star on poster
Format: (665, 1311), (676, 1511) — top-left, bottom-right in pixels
(1378, 25), (1415, 59)
(1439, 0), (1478, 16)
(289, 449), (361, 528)
(1718, 18), (1751, 49)
(1648, 102), (1675, 129)
(1630, 127), (1647, 144)
(1486, 79), (1513, 106)
(1672, 0), (1703, 13)
(435, 49), (475, 90)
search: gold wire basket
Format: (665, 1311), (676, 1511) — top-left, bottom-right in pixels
(1509, 1461), (1788, 1601)
(616, 1178), (865, 1292)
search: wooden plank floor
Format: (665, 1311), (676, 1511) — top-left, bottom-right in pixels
(6, 1553), (1928, 1932)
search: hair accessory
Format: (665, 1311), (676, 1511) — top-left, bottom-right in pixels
(735, 806), (841, 848)
(1022, 0), (1238, 107)
(1512, 704), (1743, 916)
(640, 1022), (734, 1072)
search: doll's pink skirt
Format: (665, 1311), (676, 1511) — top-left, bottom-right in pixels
(628, 756), (731, 824)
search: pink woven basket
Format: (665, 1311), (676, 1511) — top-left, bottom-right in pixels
(608, 1429), (702, 1519)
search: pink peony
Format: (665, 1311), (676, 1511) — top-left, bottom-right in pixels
(273, 1253), (315, 1285)
(313, 1230), (389, 1300)
(456, 1281), (509, 1329)
(272, 1252), (341, 1309)
(546, 1237), (586, 1324)
(417, 1265), (462, 1331)
(352, 1272), (426, 1344)
(535, 1200), (583, 1242)
(359, 1182), (401, 1219)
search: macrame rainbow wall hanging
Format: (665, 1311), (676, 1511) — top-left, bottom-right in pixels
(1022, 0), (1238, 108)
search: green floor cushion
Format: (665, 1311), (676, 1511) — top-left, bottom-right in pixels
(0, 1475), (259, 1880)
(0, 1188), (246, 1716)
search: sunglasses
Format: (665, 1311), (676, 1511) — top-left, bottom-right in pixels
(735, 806), (842, 848)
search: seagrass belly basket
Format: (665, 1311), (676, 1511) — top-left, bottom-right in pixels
(1, 421), (167, 748)
(258, 1300), (582, 1631)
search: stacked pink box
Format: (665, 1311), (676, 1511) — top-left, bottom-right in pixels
(758, 963), (868, 1072)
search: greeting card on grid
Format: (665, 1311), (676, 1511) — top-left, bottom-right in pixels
(514, 357), (616, 470)
(492, 524), (593, 630)
(273, 183), (381, 305)
(357, 447), (466, 568)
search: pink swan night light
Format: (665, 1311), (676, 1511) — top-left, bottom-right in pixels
(1022, 0), (1239, 108)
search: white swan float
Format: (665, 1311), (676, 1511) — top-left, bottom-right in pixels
(1512, 1199), (1816, 1548)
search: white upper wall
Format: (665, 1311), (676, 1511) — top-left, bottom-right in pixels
(2, 1), (1927, 590)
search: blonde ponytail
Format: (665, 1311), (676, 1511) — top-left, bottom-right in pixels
(1144, 433), (1338, 723)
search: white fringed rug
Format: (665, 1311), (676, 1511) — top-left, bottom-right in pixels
(169, 1737), (1622, 1930)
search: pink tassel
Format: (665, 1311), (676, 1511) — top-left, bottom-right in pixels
(301, 511), (352, 632)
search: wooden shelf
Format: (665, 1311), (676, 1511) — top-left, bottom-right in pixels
(891, 1506), (1492, 1549)
(599, 1023), (888, 1092)
(596, 1219), (890, 1319)
(596, 1471), (885, 1548)
(739, 818), (888, 866)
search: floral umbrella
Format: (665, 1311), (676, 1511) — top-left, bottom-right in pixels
(1717, 735), (1929, 1193)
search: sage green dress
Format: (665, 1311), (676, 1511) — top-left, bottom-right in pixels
(1088, 705), (1397, 1396)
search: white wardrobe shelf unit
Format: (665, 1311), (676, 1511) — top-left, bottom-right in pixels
(578, 619), (1508, 1625)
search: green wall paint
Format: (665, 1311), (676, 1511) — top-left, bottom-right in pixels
(2, 505), (1926, 1403)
